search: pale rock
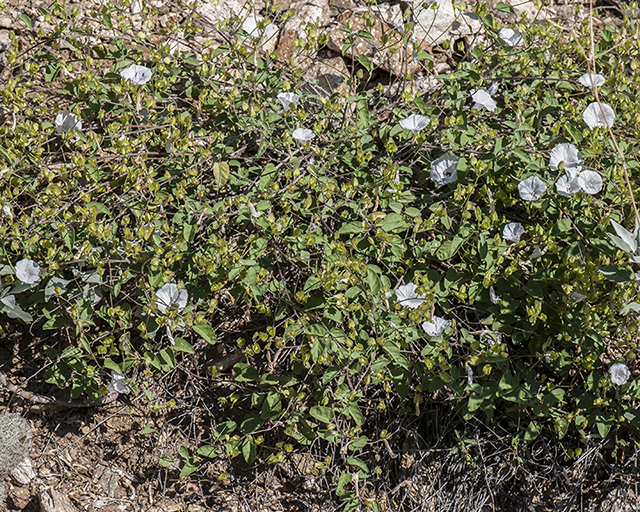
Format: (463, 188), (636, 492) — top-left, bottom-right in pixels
(10, 457), (36, 484)
(277, 0), (330, 63)
(0, 30), (10, 51)
(510, 0), (554, 21)
(410, 0), (483, 47)
(196, 0), (266, 29)
(327, 5), (426, 77)
(300, 53), (349, 97)
(39, 488), (78, 512)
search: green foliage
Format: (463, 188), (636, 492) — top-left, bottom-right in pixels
(1, 0), (640, 506)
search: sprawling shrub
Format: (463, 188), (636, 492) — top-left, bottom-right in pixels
(1, 0), (639, 507)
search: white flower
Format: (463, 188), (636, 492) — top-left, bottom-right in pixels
(530, 245), (545, 259)
(486, 82), (499, 96)
(577, 170), (603, 195)
(430, 154), (459, 187)
(582, 102), (615, 129)
(120, 64), (153, 85)
(292, 128), (315, 142)
(248, 202), (262, 218)
(499, 28), (523, 47)
(399, 114), (430, 135)
(55, 110), (82, 134)
(2, 204), (13, 221)
(555, 174), (581, 196)
(518, 176), (547, 201)
(15, 259), (40, 284)
(471, 90), (497, 112)
(489, 286), (501, 304)
(421, 316), (451, 337)
(277, 92), (299, 112)
(155, 282), (188, 314)
(107, 372), (130, 394)
(503, 222), (525, 242)
(242, 15), (277, 40)
(465, 364), (473, 386)
(549, 143), (583, 173)
(396, 20), (405, 32)
(578, 73), (605, 89)
(395, 282), (425, 309)
(609, 362), (630, 386)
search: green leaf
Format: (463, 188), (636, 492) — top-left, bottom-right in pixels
(597, 266), (633, 283)
(346, 456), (369, 474)
(346, 404), (364, 426)
(336, 471), (353, 497)
(379, 213), (408, 233)
(241, 415), (264, 433)
(241, 438), (257, 464)
(183, 222), (198, 242)
(159, 454), (173, 467)
(193, 323), (217, 344)
(197, 445), (218, 458)
(495, 2), (515, 14)
(213, 161), (230, 187)
(2, 303), (33, 323)
(19, 14), (32, 29)
(173, 337), (194, 354)
(382, 342), (409, 370)
(524, 421), (541, 442)
(357, 54), (373, 73)
(180, 460), (199, 477)
(621, 302), (640, 315)
(338, 222), (364, 235)
(103, 359), (122, 374)
(234, 363), (259, 382)
(214, 421), (237, 438)
(310, 405), (334, 423)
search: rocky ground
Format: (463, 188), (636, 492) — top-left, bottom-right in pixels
(1, 0), (639, 510)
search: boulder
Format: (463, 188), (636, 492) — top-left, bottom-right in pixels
(277, 0), (331, 63)
(326, 5), (426, 77)
(410, 0), (483, 47)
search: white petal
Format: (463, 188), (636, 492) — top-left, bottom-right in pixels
(421, 316), (451, 337)
(292, 128), (315, 142)
(577, 170), (603, 195)
(609, 363), (630, 386)
(471, 90), (497, 112)
(430, 154), (459, 187)
(503, 222), (525, 242)
(486, 82), (499, 96)
(242, 15), (277, 39)
(108, 372), (131, 394)
(155, 283), (188, 313)
(399, 114), (430, 135)
(555, 175), (581, 196)
(55, 111), (82, 134)
(120, 64), (153, 85)
(15, 259), (41, 284)
(489, 286), (501, 304)
(395, 282), (425, 309)
(518, 176), (546, 201)
(582, 102), (615, 129)
(530, 246), (545, 259)
(549, 143), (583, 173)
(277, 92), (299, 112)
(499, 28), (523, 47)
(578, 73), (605, 89)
